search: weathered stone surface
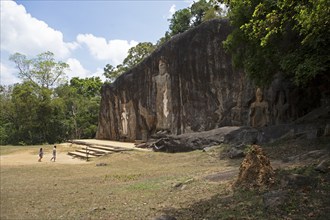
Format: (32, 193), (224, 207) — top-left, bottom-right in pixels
(315, 159), (330, 173)
(97, 19), (250, 141)
(287, 149), (330, 163)
(149, 126), (258, 153)
(263, 190), (288, 211)
(133, 105), (330, 153)
(228, 147), (245, 159)
(96, 19), (326, 143)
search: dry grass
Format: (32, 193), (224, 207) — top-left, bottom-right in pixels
(0, 145), (237, 220)
(1, 137), (329, 220)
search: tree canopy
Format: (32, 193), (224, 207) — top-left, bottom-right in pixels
(103, 42), (155, 82)
(9, 51), (69, 88)
(168, 0), (223, 36)
(222, 0), (330, 87)
(1, 52), (102, 145)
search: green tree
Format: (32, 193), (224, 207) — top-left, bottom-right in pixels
(168, 0), (223, 36)
(223, 0), (330, 86)
(9, 82), (42, 144)
(103, 64), (126, 83)
(69, 76), (102, 97)
(4, 82), (68, 145)
(0, 85), (15, 145)
(103, 42), (155, 82)
(191, 0), (218, 25)
(156, 31), (171, 47)
(69, 77), (102, 138)
(123, 42), (155, 68)
(169, 8), (192, 35)
(9, 51), (69, 88)
(6, 51), (72, 144)
(55, 77), (102, 139)
(5, 52), (102, 145)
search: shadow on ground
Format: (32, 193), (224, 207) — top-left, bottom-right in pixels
(158, 137), (330, 220)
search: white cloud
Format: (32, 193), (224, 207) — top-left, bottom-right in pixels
(77, 34), (138, 66)
(66, 58), (90, 80)
(0, 62), (20, 86)
(0, 0), (138, 85)
(0, 1), (78, 59)
(168, 4), (176, 19)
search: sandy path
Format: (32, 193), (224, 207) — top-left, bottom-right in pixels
(0, 139), (149, 167)
(0, 145), (87, 166)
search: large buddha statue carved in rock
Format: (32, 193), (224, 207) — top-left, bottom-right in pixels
(153, 57), (172, 131)
(249, 88), (269, 127)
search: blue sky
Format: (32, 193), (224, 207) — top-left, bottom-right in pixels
(0, 0), (193, 85)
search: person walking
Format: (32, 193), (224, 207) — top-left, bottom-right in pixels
(50, 145), (57, 162)
(38, 148), (44, 162)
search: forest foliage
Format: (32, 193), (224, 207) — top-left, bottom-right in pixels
(1, 52), (103, 145)
(222, 0), (330, 87)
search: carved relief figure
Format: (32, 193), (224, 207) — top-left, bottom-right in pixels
(153, 57), (172, 131)
(121, 105), (128, 135)
(249, 88), (269, 127)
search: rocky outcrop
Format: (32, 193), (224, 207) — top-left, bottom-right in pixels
(96, 19), (325, 142)
(150, 126), (255, 153)
(97, 19), (249, 141)
(141, 105), (330, 153)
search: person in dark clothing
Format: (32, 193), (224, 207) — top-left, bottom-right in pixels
(38, 148), (44, 162)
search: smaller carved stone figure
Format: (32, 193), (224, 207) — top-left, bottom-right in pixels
(121, 109), (128, 135)
(249, 88), (269, 127)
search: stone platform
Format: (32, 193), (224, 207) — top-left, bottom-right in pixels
(67, 139), (150, 160)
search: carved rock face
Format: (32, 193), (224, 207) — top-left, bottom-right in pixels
(96, 19), (249, 141)
(154, 58), (171, 131)
(249, 88), (269, 127)
(96, 19), (322, 142)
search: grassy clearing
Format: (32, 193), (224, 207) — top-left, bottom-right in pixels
(1, 138), (329, 220)
(0, 146), (236, 220)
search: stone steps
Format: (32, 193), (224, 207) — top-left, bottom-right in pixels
(75, 149), (105, 157)
(67, 140), (137, 160)
(89, 144), (133, 152)
(68, 146), (114, 160)
(67, 151), (97, 159)
(80, 147), (113, 154)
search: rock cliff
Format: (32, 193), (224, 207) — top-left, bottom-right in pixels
(96, 19), (323, 142)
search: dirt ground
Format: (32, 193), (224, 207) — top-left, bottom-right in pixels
(0, 139), (151, 167)
(0, 143), (86, 166)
